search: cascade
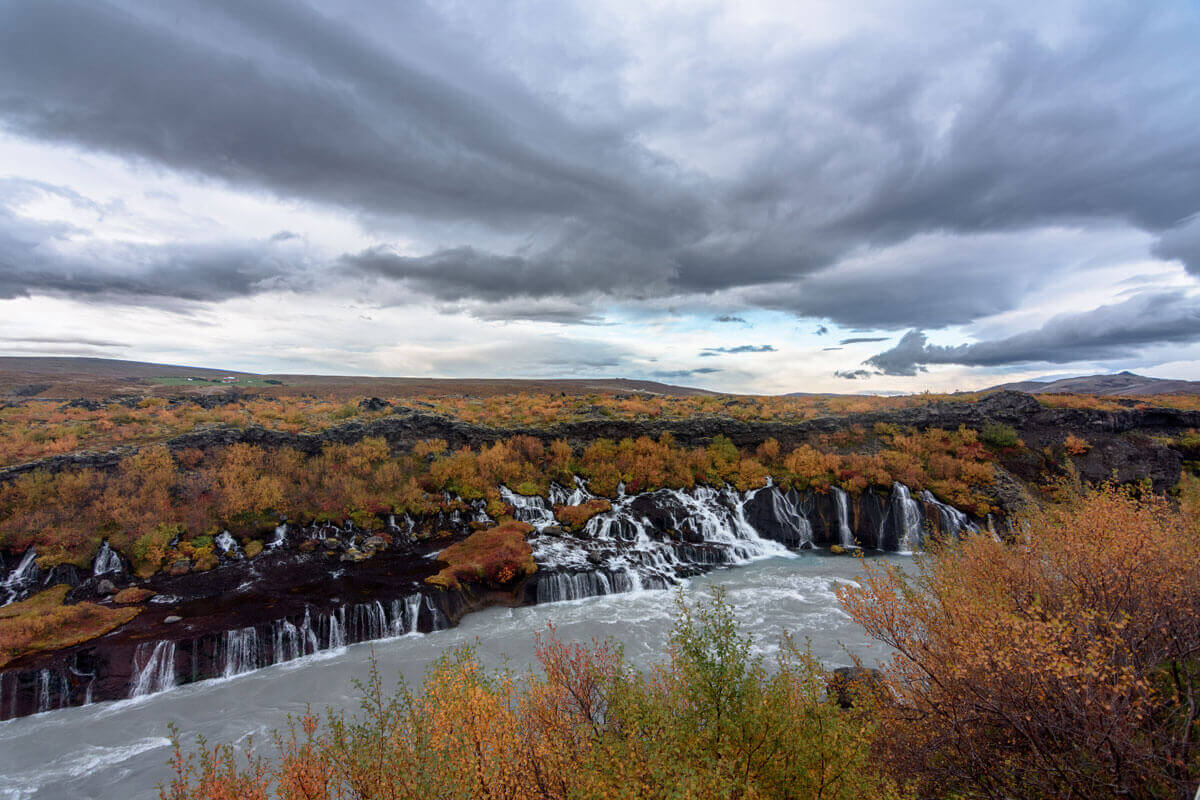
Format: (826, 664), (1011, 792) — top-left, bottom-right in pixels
(270, 524), (288, 549)
(2, 548), (38, 605)
(222, 628), (259, 677)
(919, 490), (979, 539)
(389, 594), (423, 636)
(327, 608), (346, 649)
(37, 669), (51, 713)
(92, 540), (122, 575)
(130, 641), (177, 697)
(215, 531), (240, 555)
(832, 488), (855, 548)
(890, 483), (924, 553)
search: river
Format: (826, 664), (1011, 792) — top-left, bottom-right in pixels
(0, 551), (905, 799)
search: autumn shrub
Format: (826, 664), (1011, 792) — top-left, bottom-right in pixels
(426, 520), (536, 590)
(1062, 432), (1091, 455)
(837, 485), (1200, 799)
(553, 499), (612, 531)
(113, 586), (155, 604)
(979, 422), (1020, 449)
(163, 591), (900, 800)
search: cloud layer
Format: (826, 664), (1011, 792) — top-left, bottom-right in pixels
(0, 1), (1198, 387)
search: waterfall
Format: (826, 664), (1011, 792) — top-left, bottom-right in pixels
(520, 480), (789, 607)
(222, 628), (259, 677)
(534, 570), (633, 604)
(269, 524), (288, 549)
(422, 595), (448, 631)
(215, 531), (240, 555)
(326, 608), (346, 650)
(832, 488), (855, 548)
(2, 548), (38, 605)
(500, 487), (556, 526)
(890, 483), (924, 553)
(389, 594), (423, 636)
(37, 670), (51, 713)
(349, 601), (387, 641)
(130, 641), (177, 697)
(919, 490), (979, 539)
(273, 619), (303, 664)
(92, 540), (122, 576)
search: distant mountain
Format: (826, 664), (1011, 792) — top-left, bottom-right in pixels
(0, 356), (717, 399)
(987, 371), (1200, 396)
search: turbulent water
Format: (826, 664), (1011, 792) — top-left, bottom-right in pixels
(0, 552), (905, 799)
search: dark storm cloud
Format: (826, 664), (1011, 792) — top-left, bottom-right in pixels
(1153, 216), (1200, 276)
(0, 201), (300, 305)
(839, 337), (889, 345)
(860, 291), (1200, 376)
(0, 0), (1198, 336)
(0, 0), (697, 253)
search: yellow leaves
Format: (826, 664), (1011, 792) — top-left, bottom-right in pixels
(838, 485), (1200, 797)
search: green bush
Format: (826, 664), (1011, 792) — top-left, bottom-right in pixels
(979, 422), (1020, 449)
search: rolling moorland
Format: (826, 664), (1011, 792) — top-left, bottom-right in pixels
(1, 358), (1198, 798)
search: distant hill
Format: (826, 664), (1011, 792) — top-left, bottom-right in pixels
(0, 356), (716, 399)
(987, 371), (1200, 396)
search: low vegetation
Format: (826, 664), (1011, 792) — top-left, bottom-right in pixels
(553, 499), (612, 531)
(0, 585), (141, 668)
(425, 520), (537, 590)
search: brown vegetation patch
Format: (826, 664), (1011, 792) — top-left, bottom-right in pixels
(553, 498), (612, 530)
(426, 520), (536, 590)
(112, 586), (155, 604)
(0, 585), (140, 668)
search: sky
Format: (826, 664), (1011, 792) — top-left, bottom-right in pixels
(1, 0), (1199, 395)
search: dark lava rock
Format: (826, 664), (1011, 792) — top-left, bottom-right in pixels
(96, 579), (116, 596)
(358, 397), (391, 412)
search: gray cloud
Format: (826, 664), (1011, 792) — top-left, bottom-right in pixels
(840, 336), (889, 345)
(715, 315), (747, 324)
(700, 345), (776, 356)
(862, 291), (1200, 375)
(0, 0), (1194, 324)
(834, 369), (873, 380)
(1153, 215), (1200, 276)
(0, 335), (128, 347)
(651, 367), (721, 379)
(0, 194), (302, 305)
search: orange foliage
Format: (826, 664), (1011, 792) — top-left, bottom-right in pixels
(427, 520), (537, 590)
(837, 486), (1200, 798)
(0, 585), (140, 668)
(552, 499), (612, 531)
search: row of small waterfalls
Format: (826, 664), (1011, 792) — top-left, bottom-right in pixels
(0, 479), (983, 719)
